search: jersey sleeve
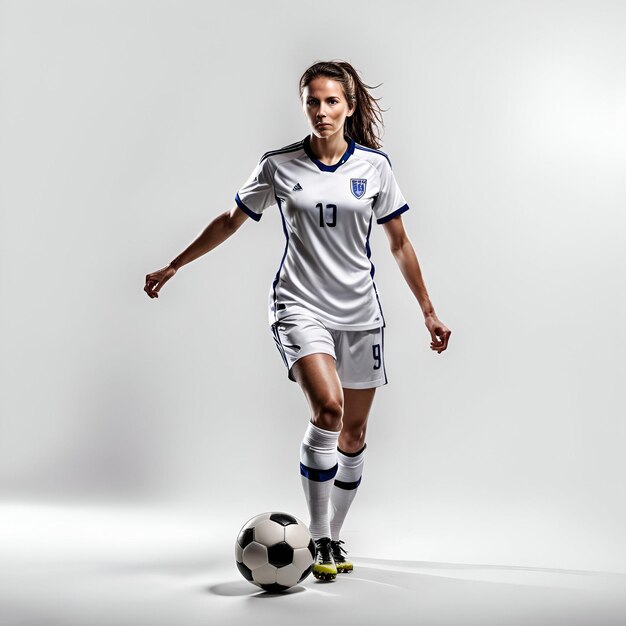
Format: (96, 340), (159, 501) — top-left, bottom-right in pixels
(373, 157), (410, 224)
(235, 156), (276, 222)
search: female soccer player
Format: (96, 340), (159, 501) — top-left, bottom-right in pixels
(144, 60), (451, 582)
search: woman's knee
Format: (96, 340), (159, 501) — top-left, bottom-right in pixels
(312, 398), (343, 431)
(338, 428), (366, 453)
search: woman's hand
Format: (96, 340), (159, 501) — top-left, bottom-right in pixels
(144, 264), (176, 299)
(425, 315), (451, 353)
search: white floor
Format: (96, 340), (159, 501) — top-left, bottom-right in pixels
(2, 503), (625, 626)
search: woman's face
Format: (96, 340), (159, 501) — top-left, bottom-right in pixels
(302, 76), (354, 140)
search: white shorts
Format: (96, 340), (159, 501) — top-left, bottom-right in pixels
(270, 311), (388, 389)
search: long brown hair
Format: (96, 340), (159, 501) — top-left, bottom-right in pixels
(298, 60), (387, 149)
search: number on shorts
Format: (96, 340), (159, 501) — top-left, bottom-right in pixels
(372, 344), (381, 370)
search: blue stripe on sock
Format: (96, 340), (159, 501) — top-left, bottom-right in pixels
(300, 462), (339, 482)
(333, 477), (362, 490)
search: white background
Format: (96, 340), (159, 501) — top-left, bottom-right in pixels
(1, 0), (625, 576)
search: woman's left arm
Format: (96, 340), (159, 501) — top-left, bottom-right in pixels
(381, 216), (451, 353)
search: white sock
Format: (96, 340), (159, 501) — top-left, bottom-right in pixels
(299, 422), (340, 540)
(329, 444), (366, 541)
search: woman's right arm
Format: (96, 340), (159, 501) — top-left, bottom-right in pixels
(144, 206), (249, 299)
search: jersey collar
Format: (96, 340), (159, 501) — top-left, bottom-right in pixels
(303, 134), (356, 172)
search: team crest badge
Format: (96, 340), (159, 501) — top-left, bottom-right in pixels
(350, 178), (367, 199)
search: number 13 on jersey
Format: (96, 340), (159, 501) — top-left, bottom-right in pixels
(317, 203), (337, 227)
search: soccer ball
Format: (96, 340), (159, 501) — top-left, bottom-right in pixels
(235, 511), (315, 592)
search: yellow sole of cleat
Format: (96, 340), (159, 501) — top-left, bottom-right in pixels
(336, 564), (353, 573)
(312, 563), (337, 581)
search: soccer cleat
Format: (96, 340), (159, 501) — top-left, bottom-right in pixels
(330, 540), (353, 573)
(312, 537), (337, 581)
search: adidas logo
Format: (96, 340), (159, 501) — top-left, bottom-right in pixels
(292, 183), (303, 191)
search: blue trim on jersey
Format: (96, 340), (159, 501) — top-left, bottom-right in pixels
(377, 203), (410, 224)
(303, 134), (356, 172)
(272, 196), (290, 321)
(235, 193), (262, 221)
(365, 214), (387, 327)
(365, 213), (375, 279)
(365, 213), (376, 279)
(300, 462), (339, 482)
(355, 144), (392, 168)
(372, 282), (386, 328)
(260, 140), (304, 164)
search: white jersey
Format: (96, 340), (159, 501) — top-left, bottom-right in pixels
(235, 134), (410, 331)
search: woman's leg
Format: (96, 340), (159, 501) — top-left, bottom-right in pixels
(338, 387), (376, 453)
(310, 323), (381, 573)
(329, 387), (376, 569)
(292, 352), (344, 541)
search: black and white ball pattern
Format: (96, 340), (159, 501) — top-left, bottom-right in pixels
(235, 512), (315, 592)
